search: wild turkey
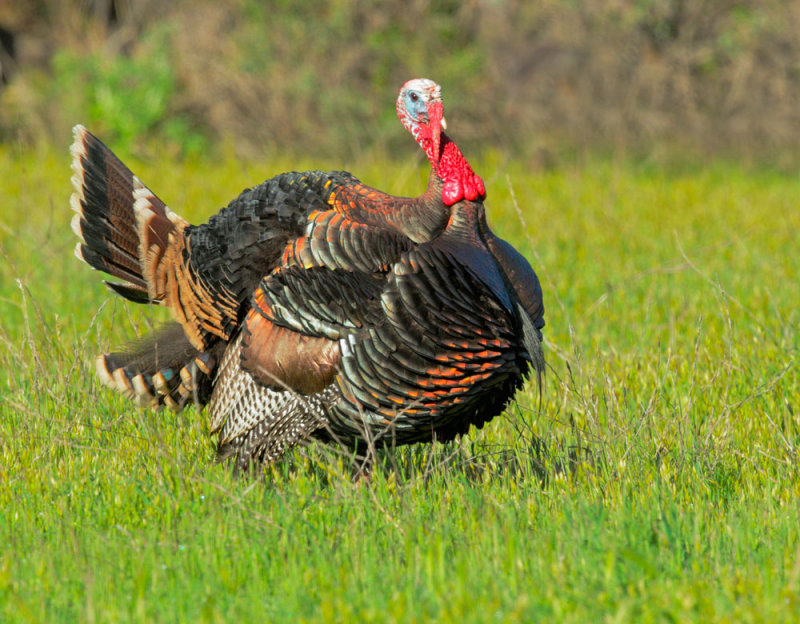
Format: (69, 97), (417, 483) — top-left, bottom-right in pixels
(70, 78), (545, 471)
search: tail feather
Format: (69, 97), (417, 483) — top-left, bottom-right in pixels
(74, 243), (147, 291)
(71, 126), (229, 408)
(132, 176), (187, 301)
(70, 124), (186, 303)
(95, 323), (222, 410)
(104, 281), (153, 303)
(70, 125), (145, 291)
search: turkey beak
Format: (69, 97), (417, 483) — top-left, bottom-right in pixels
(427, 100), (444, 162)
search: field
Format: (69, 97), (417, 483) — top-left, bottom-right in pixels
(1, 143), (799, 622)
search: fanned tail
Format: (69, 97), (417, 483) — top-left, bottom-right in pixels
(69, 124), (186, 303)
(70, 126), (221, 409)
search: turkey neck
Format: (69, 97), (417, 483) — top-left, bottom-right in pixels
(336, 133), (485, 243)
(386, 164), (474, 243)
(402, 171), (449, 241)
(431, 134), (486, 207)
(382, 133), (486, 241)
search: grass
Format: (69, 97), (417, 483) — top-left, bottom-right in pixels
(1, 141), (799, 622)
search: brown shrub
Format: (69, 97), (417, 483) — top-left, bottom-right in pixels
(2, 0), (800, 161)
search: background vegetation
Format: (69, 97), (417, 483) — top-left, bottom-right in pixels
(1, 1), (799, 622)
(2, 0), (800, 162)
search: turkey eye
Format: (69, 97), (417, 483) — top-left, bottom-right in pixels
(409, 92), (419, 102)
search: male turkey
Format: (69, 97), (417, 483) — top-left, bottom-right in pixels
(70, 78), (545, 470)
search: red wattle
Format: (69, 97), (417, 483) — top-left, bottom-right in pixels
(474, 176), (486, 198)
(442, 180), (462, 206)
(436, 136), (487, 205)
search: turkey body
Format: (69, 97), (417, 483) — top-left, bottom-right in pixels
(71, 79), (545, 470)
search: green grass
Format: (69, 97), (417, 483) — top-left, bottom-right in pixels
(1, 142), (799, 622)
